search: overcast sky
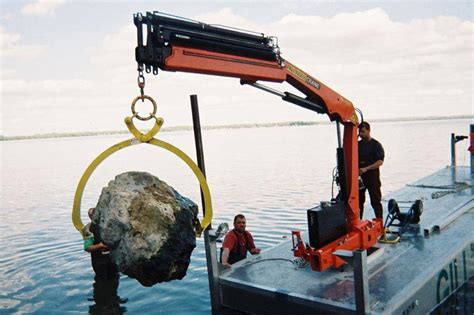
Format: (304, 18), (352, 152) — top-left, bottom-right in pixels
(1, 0), (472, 136)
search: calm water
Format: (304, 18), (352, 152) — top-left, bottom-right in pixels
(1, 119), (472, 314)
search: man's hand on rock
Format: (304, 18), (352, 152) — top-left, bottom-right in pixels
(85, 241), (109, 253)
(222, 262), (232, 268)
(99, 242), (109, 251)
(251, 248), (261, 255)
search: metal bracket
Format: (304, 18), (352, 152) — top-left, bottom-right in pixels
(334, 249), (370, 315)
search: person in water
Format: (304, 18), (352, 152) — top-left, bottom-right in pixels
(221, 214), (261, 268)
(83, 207), (118, 280)
(83, 207), (127, 309)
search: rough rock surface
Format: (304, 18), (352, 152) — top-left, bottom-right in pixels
(90, 171), (198, 287)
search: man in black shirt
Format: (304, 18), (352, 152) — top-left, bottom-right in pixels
(358, 122), (385, 219)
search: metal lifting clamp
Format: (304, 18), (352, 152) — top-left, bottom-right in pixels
(71, 94), (213, 238)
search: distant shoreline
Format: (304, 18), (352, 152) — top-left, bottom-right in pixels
(1, 115), (472, 142)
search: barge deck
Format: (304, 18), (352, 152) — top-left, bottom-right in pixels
(216, 166), (473, 314)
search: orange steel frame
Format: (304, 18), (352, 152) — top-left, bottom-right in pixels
(163, 45), (383, 271)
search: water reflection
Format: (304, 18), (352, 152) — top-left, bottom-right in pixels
(88, 276), (127, 314)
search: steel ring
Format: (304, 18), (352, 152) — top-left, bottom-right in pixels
(131, 95), (157, 121)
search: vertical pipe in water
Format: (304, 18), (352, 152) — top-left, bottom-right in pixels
(451, 133), (456, 167)
(470, 125), (474, 176)
(190, 94), (221, 314)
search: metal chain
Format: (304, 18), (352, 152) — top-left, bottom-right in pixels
(137, 66), (145, 101)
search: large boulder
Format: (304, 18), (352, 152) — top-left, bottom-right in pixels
(91, 171), (199, 287)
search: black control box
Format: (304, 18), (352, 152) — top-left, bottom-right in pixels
(307, 201), (347, 248)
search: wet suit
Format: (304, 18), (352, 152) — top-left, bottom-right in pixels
(221, 230), (256, 264)
(358, 138), (385, 219)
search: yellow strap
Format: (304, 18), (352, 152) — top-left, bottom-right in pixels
(72, 116), (212, 238)
(378, 228), (400, 244)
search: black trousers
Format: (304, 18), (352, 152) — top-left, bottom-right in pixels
(91, 253), (119, 281)
(359, 171), (383, 219)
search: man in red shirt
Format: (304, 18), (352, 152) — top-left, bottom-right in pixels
(221, 214), (261, 267)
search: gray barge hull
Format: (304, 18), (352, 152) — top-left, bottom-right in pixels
(216, 166), (473, 314)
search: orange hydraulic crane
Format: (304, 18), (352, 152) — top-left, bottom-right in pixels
(134, 11), (383, 272)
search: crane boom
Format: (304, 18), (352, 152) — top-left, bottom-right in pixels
(134, 11), (382, 271)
